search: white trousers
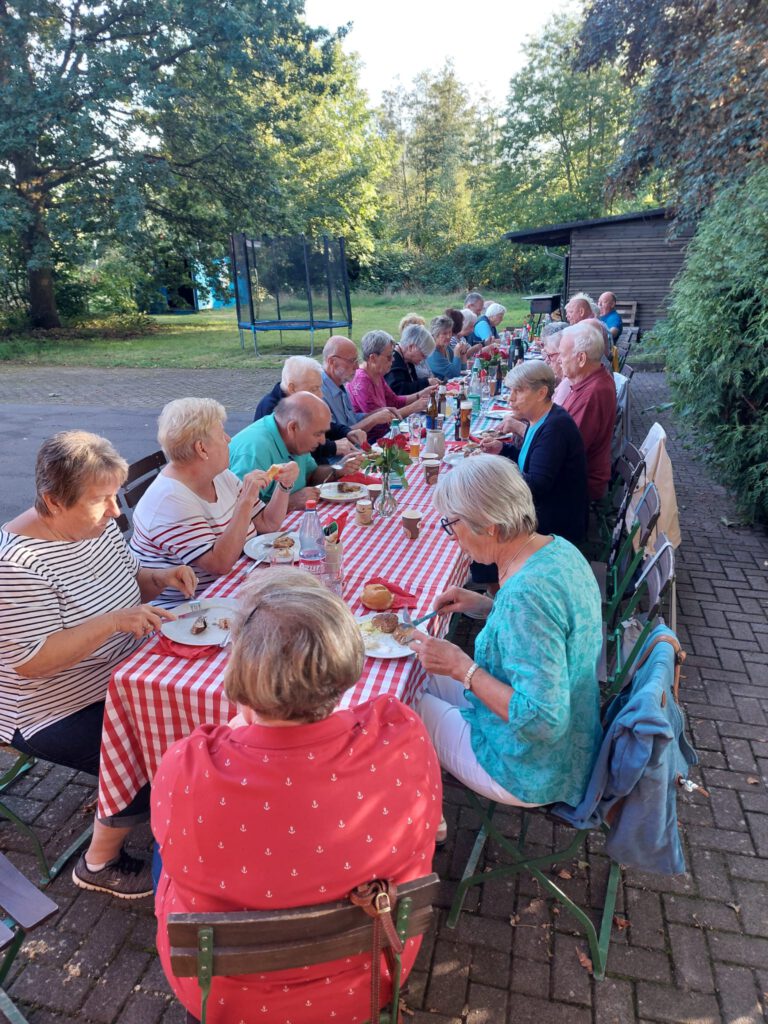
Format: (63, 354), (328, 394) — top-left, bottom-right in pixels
(416, 674), (538, 807)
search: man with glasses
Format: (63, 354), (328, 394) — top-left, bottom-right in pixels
(322, 336), (395, 437)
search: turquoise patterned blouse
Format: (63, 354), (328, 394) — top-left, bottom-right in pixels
(462, 537), (602, 805)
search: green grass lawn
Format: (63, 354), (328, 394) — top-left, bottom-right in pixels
(0, 291), (530, 370)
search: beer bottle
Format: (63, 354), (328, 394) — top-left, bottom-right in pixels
(425, 390), (438, 430)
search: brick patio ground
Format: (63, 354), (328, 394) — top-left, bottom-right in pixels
(0, 368), (766, 1023)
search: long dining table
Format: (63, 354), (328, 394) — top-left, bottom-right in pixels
(97, 453), (479, 819)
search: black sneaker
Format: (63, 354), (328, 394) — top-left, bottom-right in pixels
(72, 850), (153, 899)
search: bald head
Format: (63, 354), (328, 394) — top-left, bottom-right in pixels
(274, 392), (331, 455)
(323, 335), (360, 384)
(565, 296), (593, 325)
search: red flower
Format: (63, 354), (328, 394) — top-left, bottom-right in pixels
(393, 434), (409, 450)
(379, 437), (394, 449)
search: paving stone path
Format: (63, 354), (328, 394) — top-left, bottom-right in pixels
(0, 368), (766, 1024)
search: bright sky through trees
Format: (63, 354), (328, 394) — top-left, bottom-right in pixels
(303, 0), (575, 106)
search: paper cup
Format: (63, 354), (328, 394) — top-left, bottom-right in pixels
(401, 507), (422, 540)
(423, 459), (441, 486)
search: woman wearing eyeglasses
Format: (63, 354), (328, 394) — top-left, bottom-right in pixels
(408, 455), (602, 820)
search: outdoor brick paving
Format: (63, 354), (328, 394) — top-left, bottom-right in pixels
(0, 369), (766, 1023)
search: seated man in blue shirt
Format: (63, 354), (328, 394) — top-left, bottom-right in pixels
(598, 291), (623, 341)
(321, 336), (396, 438)
(253, 355), (366, 463)
(230, 392), (360, 510)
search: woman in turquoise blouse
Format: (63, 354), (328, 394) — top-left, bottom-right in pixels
(409, 455), (602, 809)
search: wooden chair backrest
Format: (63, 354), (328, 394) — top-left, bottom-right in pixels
(615, 301), (637, 326)
(168, 873), (439, 979)
(116, 450), (167, 533)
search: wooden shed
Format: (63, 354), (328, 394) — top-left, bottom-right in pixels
(504, 209), (693, 332)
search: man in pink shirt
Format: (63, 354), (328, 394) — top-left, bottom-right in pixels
(559, 322), (617, 501)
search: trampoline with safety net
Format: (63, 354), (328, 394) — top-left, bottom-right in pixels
(229, 233), (352, 354)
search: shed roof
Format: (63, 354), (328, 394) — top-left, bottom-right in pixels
(503, 208), (671, 246)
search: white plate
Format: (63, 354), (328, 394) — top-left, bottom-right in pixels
(319, 482), (369, 503)
(357, 613), (421, 659)
(243, 531), (300, 564)
(443, 450), (468, 466)
(483, 412), (506, 421)
(160, 598), (240, 646)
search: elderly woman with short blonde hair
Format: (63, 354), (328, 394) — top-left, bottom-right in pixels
(0, 430), (196, 898)
(408, 456), (601, 820)
(427, 314), (467, 380)
(152, 567), (442, 1024)
(131, 397), (297, 606)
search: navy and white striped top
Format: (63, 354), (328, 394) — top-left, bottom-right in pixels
(0, 518), (142, 742)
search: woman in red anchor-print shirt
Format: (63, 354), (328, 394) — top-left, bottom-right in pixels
(152, 568), (442, 1024)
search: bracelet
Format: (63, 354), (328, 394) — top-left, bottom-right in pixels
(277, 481), (291, 492)
(463, 662), (480, 692)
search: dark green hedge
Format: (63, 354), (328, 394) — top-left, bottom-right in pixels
(657, 168), (768, 525)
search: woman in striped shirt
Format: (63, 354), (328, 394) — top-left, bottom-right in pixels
(0, 431), (196, 898)
(130, 397), (297, 606)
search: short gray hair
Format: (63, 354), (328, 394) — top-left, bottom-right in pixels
(433, 454), (537, 541)
(429, 315), (454, 340)
(280, 355), (322, 389)
(225, 567), (364, 722)
(400, 323), (435, 356)
(361, 330), (394, 359)
(35, 431), (128, 516)
(569, 291), (598, 316)
(542, 321), (568, 340)
(506, 360), (556, 399)
(485, 302), (506, 318)
(563, 322), (606, 363)
(465, 292), (484, 305)
(158, 397), (226, 464)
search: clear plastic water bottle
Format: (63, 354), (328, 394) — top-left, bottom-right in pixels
(298, 500), (326, 579)
(468, 358), (482, 415)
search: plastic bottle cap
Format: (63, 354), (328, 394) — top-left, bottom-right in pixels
(305, 500), (317, 509)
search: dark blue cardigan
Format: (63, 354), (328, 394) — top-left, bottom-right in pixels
(501, 403), (588, 544)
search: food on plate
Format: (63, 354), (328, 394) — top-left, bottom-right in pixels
(392, 624), (415, 645)
(265, 464), (282, 482)
(215, 617), (231, 630)
(337, 481), (362, 494)
(272, 534), (295, 550)
(463, 441), (481, 457)
(372, 612), (399, 634)
(360, 583), (394, 611)
(190, 615), (208, 635)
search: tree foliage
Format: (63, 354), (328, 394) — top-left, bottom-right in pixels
(483, 11), (633, 235)
(655, 165), (768, 524)
(0, 0), (347, 326)
(577, 0), (768, 221)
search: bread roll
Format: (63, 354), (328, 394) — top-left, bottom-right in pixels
(361, 584), (394, 611)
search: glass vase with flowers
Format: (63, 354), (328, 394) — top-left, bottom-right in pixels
(362, 433), (413, 517)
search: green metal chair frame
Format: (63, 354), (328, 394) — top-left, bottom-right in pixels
(446, 795), (620, 980)
(0, 748), (93, 888)
(169, 873), (439, 1024)
(601, 482), (661, 629)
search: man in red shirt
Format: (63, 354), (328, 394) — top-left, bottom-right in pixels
(559, 322), (617, 501)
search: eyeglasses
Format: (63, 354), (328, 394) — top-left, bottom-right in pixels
(333, 354), (358, 365)
(440, 516), (461, 537)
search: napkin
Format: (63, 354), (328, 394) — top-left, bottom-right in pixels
(152, 635), (221, 660)
(338, 472), (382, 485)
(324, 509), (349, 542)
(364, 577), (418, 609)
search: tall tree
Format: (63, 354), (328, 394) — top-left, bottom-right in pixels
(483, 11), (632, 235)
(577, 0), (768, 220)
(0, 0), (336, 326)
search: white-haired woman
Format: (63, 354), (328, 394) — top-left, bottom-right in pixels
(0, 431), (197, 898)
(473, 302), (506, 343)
(347, 330), (435, 441)
(386, 323), (440, 395)
(153, 568), (441, 1024)
(408, 455), (602, 813)
(131, 398), (297, 606)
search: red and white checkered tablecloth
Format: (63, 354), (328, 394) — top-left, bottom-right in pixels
(97, 460), (471, 818)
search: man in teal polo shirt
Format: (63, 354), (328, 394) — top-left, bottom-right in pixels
(230, 392), (356, 510)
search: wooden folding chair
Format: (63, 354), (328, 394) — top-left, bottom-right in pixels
(116, 450), (167, 533)
(0, 852), (58, 1022)
(168, 873), (439, 1024)
(447, 626), (691, 981)
(0, 747), (93, 888)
